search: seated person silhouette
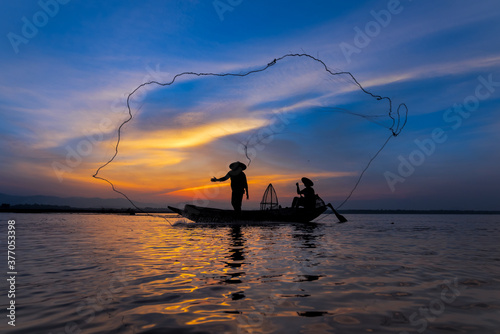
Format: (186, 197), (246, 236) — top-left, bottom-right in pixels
(292, 177), (316, 210)
(211, 161), (249, 212)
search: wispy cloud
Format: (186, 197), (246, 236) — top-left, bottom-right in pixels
(1, 0), (499, 209)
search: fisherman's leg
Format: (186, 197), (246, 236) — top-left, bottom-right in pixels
(232, 191), (243, 212)
(294, 197), (306, 208)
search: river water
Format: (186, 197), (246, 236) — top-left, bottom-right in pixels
(1, 213), (499, 333)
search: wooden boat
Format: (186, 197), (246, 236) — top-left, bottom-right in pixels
(168, 203), (328, 224)
(168, 183), (347, 224)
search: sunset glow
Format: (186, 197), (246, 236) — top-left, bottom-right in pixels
(1, 1), (499, 210)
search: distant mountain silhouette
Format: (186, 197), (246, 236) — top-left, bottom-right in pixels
(0, 193), (161, 209)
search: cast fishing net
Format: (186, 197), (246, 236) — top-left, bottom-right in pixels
(93, 54), (407, 216)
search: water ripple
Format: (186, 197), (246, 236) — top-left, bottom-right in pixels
(1, 213), (499, 333)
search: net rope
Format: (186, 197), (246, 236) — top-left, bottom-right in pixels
(93, 53), (408, 219)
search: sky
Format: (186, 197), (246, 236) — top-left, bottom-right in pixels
(1, 0), (499, 210)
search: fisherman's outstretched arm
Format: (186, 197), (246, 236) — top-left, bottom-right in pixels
(211, 173), (230, 182)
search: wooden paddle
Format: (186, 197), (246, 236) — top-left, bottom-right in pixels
(327, 203), (348, 223)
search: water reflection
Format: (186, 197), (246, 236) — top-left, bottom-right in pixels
(226, 226), (246, 268)
(6, 214), (499, 334)
(291, 222), (321, 249)
(223, 226), (246, 285)
(291, 223), (326, 283)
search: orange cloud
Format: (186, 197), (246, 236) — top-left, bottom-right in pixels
(120, 117), (268, 150)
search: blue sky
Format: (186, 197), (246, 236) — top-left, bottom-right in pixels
(1, 0), (499, 210)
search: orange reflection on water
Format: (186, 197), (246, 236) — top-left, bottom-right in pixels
(11, 213), (500, 334)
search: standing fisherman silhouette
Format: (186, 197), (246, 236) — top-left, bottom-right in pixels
(211, 162), (249, 212)
(292, 177), (316, 210)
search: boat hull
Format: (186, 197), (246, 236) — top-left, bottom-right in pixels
(168, 204), (327, 223)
